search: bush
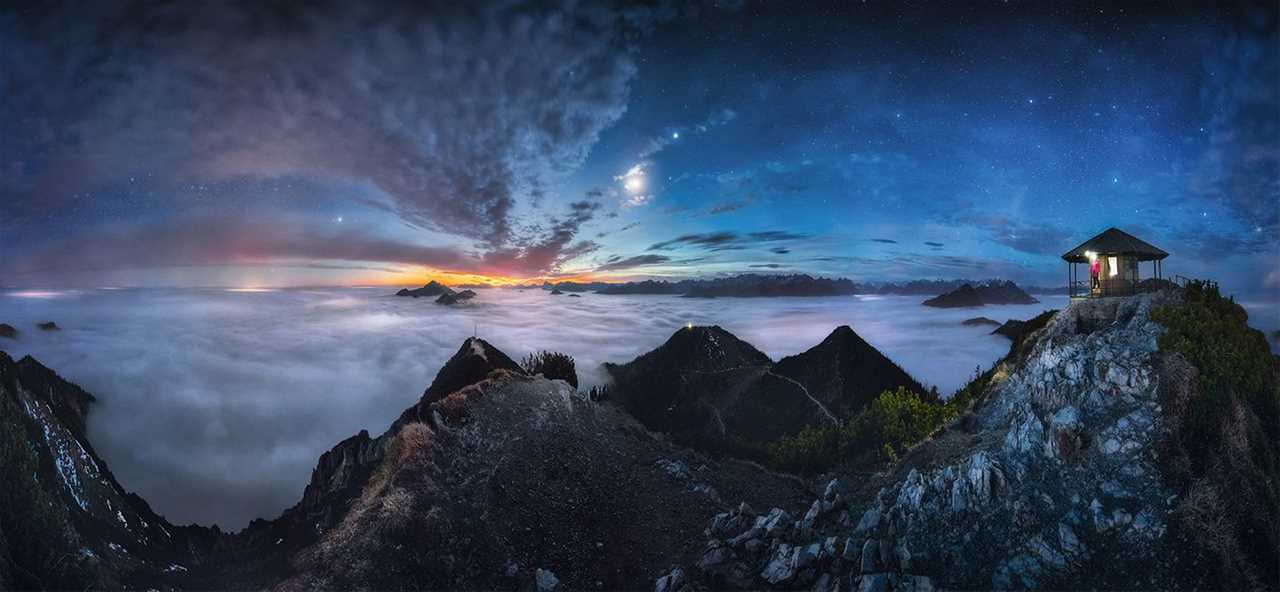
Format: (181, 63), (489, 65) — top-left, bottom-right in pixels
(520, 351), (578, 388)
(767, 387), (955, 474)
(1151, 281), (1280, 588)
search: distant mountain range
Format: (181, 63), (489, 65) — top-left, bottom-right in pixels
(499, 274), (1065, 298)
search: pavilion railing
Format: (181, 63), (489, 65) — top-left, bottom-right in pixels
(1173, 275), (1218, 291)
(1069, 277), (1178, 299)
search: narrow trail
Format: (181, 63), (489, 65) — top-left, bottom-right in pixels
(766, 370), (839, 424)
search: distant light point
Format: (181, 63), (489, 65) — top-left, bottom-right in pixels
(672, 132), (679, 139)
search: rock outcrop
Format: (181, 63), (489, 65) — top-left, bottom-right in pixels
(266, 343), (811, 590)
(963, 317), (1001, 327)
(922, 280), (1038, 308)
(0, 352), (217, 589)
(686, 292), (1243, 590)
(0, 323), (16, 339)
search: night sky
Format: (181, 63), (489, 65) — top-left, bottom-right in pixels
(2, 1), (1276, 293)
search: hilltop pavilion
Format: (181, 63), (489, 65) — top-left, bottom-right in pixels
(1062, 227), (1168, 299)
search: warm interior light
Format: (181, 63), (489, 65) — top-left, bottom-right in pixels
(1108, 256), (1119, 277)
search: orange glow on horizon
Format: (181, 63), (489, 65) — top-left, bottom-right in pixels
(352, 269), (630, 288)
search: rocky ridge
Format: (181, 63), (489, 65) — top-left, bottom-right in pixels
(686, 292), (1222, 590)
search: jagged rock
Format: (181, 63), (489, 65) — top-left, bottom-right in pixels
(654, 566), (685, 592)
(859, 539), (879, 573)
(687, 293), (1232, 590)
(823, 479), (841, 501)
(536, 568), (560, 592)
(756, 508), (793, 539)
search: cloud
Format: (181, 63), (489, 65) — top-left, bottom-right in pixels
(770, 247), (791, 254)
(594, 254), (672, 272)
(747, 231), (808, 242)
(708, 201), (749, 215)
(7, 199), (608, 281)
(5, 215), (470, 278)
(648, 230), (809, 252)
(749, 263), (785, 269)
(1188, 8), (1280, 239)
(648, 232), (740, 251)
(924, 241), (944, 247)
(870, 238), (898, 244)
(0, 2), (646, 249)
(637, 107), (738, 160)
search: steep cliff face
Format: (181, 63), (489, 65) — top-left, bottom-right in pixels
(690, 292), (1271, 590)
(0, 352), (215, 590)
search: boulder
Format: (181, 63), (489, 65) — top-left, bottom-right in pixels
(654, 566), (685, 592)
(535, 568), (559, 592)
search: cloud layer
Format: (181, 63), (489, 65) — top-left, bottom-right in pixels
(1, 287), (1063, 528)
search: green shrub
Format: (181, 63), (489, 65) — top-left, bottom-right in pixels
(767, 387), (955, 474)
(1151, 281), (1280, 588)
(520, 351), (578, 388)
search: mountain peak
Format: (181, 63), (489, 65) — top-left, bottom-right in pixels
(650, 325), (772, 371)
(420, 337), (522, 404)
(773, 324), (928, 415)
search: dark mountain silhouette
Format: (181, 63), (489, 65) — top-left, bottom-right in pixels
(605, 325), (925, 445)
(772, 326), (932, 417)
(962, 317), (1001, 327)
(395, 281), (453, 298)
(922, 280), (1038, 308)
(435, 289), (476, 305)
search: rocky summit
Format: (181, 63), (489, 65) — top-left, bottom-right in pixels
(687, 292), (1279, 591)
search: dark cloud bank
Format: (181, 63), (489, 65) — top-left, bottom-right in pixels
(0, 1), (660, 277)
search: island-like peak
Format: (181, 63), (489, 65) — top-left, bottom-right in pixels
(395, 281), (454, 298)
(922, 280), (1038, 308)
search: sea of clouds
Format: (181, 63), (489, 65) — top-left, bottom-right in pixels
(0, 287), (1086, 528)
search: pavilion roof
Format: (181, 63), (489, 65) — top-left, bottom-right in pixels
(1061, 227), (1168, 262)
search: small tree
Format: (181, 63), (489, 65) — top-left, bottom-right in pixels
(520, 350), (578, 388)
